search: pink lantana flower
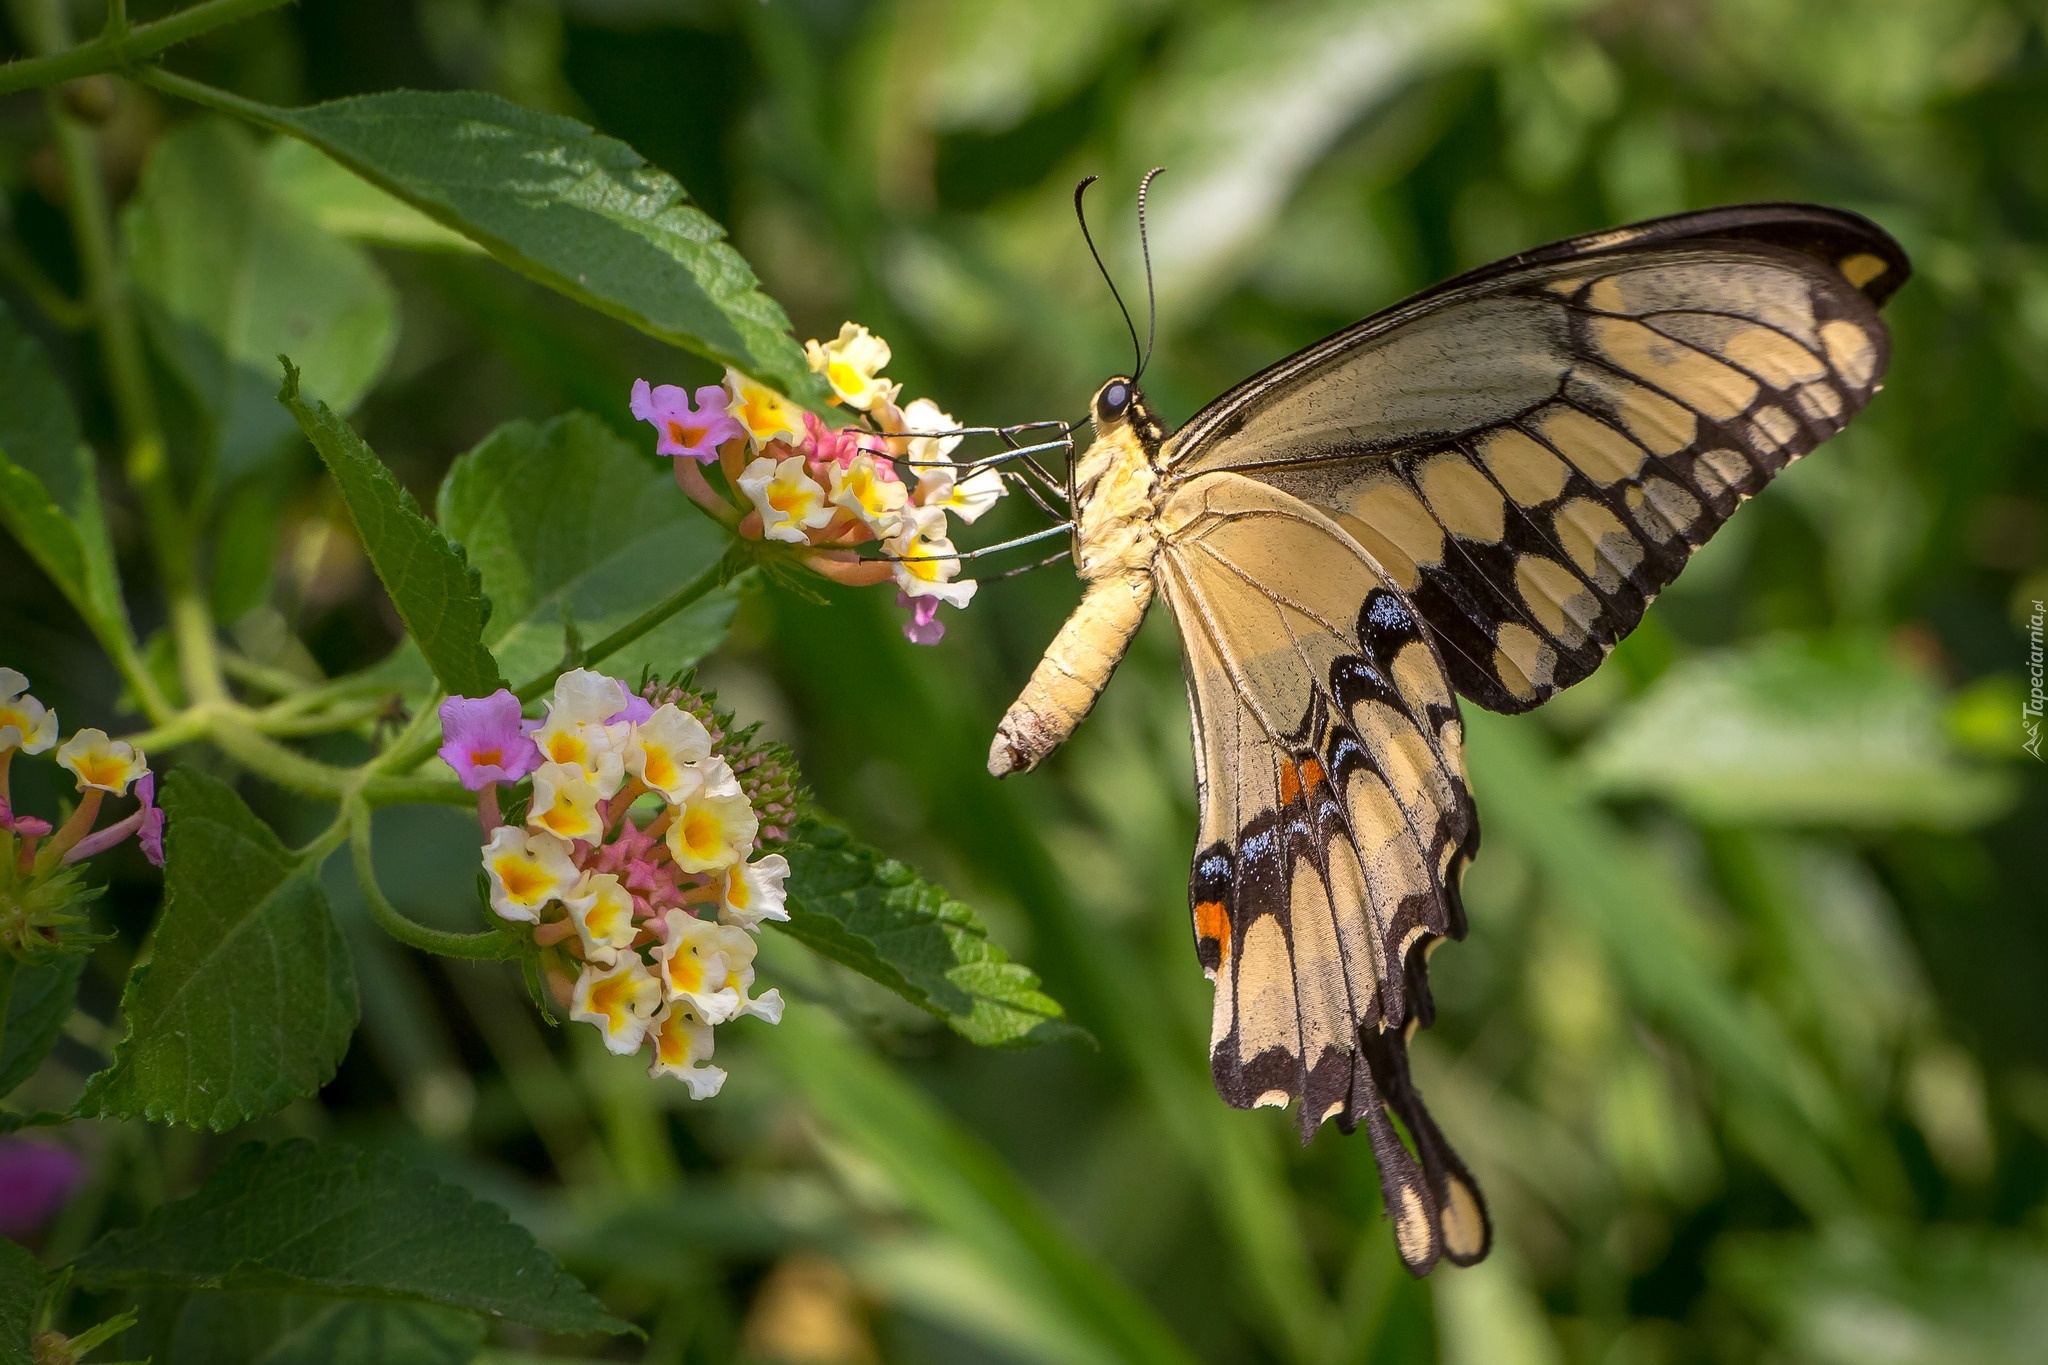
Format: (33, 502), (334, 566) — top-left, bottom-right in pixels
(438, 690), (542, 791)
(801, 410), (881, 473)
(898, 591), (945, 646)
(631, 380), (745, 464)
(135, 771), (164, 868)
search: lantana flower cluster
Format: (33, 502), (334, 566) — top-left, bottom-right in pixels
(631, 322), (1006, 645)
(441, 669), (801, 1097)
(0, 669), (163, 958)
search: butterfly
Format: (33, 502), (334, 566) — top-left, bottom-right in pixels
(984, 195), (1909, 1275)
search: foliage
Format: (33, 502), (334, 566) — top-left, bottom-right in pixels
(0, 0), (2042, 1363)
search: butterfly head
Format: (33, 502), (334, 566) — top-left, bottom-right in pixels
(1089, 375), (1167, 454)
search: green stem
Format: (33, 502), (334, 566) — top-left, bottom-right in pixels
(348, 803), (521, 960)
(0, 0), (294, 96)
(26, 1), (213, 718)
(515, 556), (729, 702)
(380, 556), (731, 776)
(219, 650), (318, 697)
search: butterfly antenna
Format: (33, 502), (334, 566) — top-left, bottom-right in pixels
(1135, 166), (1165, 380)
(1074, 175), (1143, 377)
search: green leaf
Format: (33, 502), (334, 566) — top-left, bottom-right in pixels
(436, 412), (736, 682)
(75, 1140), (631, 1338)
(1715, 1224), (2048, 1365)
(264, 138), (480, 253)
(0, 301), (130, 650)
(0, 956), (85, 1101)
(125, 118), (398, 485)
(159, 1294), (484, 1365)
(279, 363), (505, 699)
(758, 1009), (1193, 1365)
(1579, 633), (2015, 829)
(257, 89), (821, 402)
(75, 771), (358, 1131)
(0, 1238), (37, 1365)
(778, 818), (1082, 1048)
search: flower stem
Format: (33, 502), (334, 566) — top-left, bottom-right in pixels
(348, 803), (522, 960)
(514, 556), (730, 704)
(0, 0), (295, 96)
(26, 0), (210, 719)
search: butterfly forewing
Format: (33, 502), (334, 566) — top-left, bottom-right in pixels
(1155, 472), (1488, 1272)
(1163, 210), (1901, 712)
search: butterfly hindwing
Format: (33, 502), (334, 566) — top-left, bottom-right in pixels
(1156, 471), (1488, 1273)
(1163, 206), (1902, 712)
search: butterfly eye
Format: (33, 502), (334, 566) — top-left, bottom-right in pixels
(1098, 381), (1131, 421)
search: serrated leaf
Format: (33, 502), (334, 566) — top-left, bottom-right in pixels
(125, 118), (398, 486)
(778, 819), (1081, 1048)
(159, 1293), (484, 1365)
(279, 363), (505, 699)
(75, 771), (357, 1131)
(0, 956), (85, 1101)
(0, 301), (130, 649)
(0, 1238), (36, 1365)
(436, 412), (736, 682)
(74, 1140), (631, 1338)
(253, 90), (820, 402)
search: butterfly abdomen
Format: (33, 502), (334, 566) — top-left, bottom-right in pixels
(989, 423), (1164, 777)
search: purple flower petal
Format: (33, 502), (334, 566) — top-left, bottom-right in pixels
(631, 379), (745, 464)
(898, 590), (946, 645)
(439, 690), (543, 790)
(136, 771), (164, 867)
(0, 1140), (83, 1237)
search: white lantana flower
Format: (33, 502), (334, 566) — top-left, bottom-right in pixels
(530, 669), (630, 797)
(664, 759), (758, 873)
(0, 669), (58, 755)
(528, 761), (605, 843)
(738, 455), (832, 543)
(571, 958), (664, 1055)
(885, 507), (978, 607)
(626, 704), (712, 803)
(482, 825), (579, 922)
(564, 872), (639, 965)
(828, 453), (909, 536)
(651, 909), (741, 1023)
(648, 1003), (726, 1097)
(805, 321), (897, 412)
(719, 853), (792, 931)
(54, 729), (148, 795)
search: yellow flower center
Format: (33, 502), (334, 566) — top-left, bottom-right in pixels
(74, 753), (131, 789)
(680, 808), (724, 862)
(665, 948), (706, 995)
(589, 972), (639, 1028)
(471, 746), (502, 768)
(827, 360), (864, 399)
(547, 731), (587, 766)
(767, 476), (812, 518)
(641, 744), (679, 793)
(654, 1012), (696, 1065)
(668, 419), (708, 448)
(539, 801), (585, 838)
(0, 705), (28, 733)
(587, 894), (630, 942)
(725, 868), (750, 911)
(495, 856), (549, 903)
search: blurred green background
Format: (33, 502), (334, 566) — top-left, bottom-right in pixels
(4, 0), (2047, 1361)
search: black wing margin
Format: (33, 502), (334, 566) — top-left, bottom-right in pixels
(1163, 204), (1908, 713)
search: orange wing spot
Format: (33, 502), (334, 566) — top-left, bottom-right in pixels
(1278, 757), (1327, 806)
(1194, 899), (1231, 962)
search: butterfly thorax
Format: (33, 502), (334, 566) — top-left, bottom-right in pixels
(1071, 380), (1168, 581)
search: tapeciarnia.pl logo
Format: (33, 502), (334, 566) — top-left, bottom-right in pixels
(2026, 599), (2045, 761)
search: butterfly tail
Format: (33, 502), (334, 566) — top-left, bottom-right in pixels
(1361, 1026), (1494, 1267)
